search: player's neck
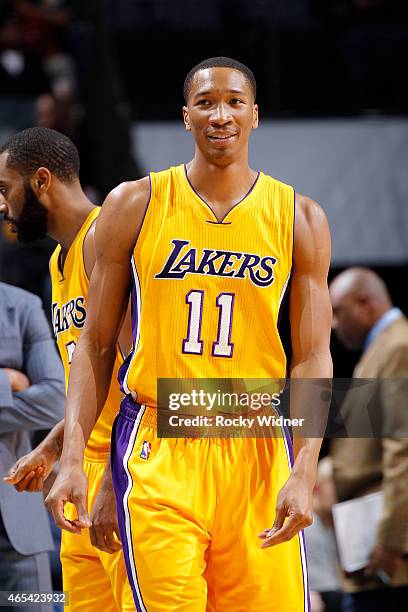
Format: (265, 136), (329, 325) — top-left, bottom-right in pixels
(47, 182), (96, 251)
(186, 154), (258, 220)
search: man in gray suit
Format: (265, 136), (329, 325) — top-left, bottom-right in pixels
(0, 281), (65, 609)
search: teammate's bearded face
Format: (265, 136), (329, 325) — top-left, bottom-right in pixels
(10, 181), (48, 243)
(183, 67), (258, 164)
(0, 154), (48, 243)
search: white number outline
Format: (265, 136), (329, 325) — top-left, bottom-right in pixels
(182, 290), (235, 358)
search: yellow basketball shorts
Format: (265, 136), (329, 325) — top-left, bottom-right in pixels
(60, 447), (134, 611)
(111, 397), (309, 611)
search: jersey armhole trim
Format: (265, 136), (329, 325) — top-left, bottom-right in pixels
(133, 173), (153, 252)
(82, 213), (99, 282)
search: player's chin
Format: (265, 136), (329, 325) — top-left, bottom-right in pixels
(205, 143), (238, 164)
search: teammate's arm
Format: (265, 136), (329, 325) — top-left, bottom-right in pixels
(259, 194), (332, 547)
(88, 296), (132, 553)
(45, 177), (150, 533)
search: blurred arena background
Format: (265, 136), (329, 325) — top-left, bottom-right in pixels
(1, 0), (407, 378)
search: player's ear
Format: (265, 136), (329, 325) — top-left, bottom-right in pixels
(32, 167), (52, 196)
(252, 104), (259, 130)
(183, 106), (191, 131)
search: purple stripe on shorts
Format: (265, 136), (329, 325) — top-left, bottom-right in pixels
(111, 397), (146, 611)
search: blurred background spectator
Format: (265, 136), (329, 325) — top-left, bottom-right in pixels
(330, 268), (408, 611)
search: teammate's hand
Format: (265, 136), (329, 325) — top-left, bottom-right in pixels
(3, 367), (31, 392)
(45, 464), (91, 534)
(90, 477), (122, 554)
(258, 472), (313, 547)
(4, 445), (56, 492)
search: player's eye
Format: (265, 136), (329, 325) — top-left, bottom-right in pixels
(230, 98), (243, 105)
(197, 99), (211, 106)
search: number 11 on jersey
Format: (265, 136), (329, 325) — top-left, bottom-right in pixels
(182, 290), (235, 358)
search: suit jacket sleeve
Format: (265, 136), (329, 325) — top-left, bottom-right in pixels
(0, 294), (65, 433)
(376, 346), (408, 552)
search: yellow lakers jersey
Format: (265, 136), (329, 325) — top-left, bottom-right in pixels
(50, 207), (123, 450)
(119, 164), (294, 407)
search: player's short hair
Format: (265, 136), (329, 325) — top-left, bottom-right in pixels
(0, 127), (80, 183)
(183, 56), (257, 103)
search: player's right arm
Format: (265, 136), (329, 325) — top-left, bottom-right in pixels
(45, 177), (151, 533)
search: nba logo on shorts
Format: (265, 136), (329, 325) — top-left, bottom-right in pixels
(140, 441), (151, 460)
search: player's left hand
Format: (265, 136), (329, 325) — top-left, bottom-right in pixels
(89, 475), (122, 554)
(258, 472), (313, 548)
(364, 545), (403, 579)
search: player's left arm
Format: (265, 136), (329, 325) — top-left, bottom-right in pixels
(259, 194), (332, 548)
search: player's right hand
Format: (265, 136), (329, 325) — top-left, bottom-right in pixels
(4, 446), (56, 492)
(45, 465), (91, 534)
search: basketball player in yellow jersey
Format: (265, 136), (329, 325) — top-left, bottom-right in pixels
(0, 127), (134, 611)
(47, 57), (333, 611)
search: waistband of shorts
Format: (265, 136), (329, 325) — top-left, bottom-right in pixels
(119, 395), (157, 428)
(83, 445), (111, 462)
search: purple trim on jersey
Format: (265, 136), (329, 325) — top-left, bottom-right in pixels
(211, 292), (235, 358)
(111, 397), (146, 611)
(184, 164), (260, 224)
(276, 272), (291, 332)
(118, 256), (139, 393)
(277, 188), (295, 338)
(118, 351), (133, 392)
(206, 220), (232, 225)
(134, 173), (152, 250)
(130, 263), (139, 344)
(182, 289), (204, 355)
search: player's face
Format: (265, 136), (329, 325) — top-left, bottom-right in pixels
(183, 68), (258, 165)
(0, 152), (48, 243)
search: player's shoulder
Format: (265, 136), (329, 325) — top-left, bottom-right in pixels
(104, 176), (151, 213)
(295, 192), (328, 230)
(292, 193), (331, 267)
(94, 177), (152, 253)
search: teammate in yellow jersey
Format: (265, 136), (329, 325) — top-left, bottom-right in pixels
(46, 57), (333, 611)
(0, 127), (134, 611)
